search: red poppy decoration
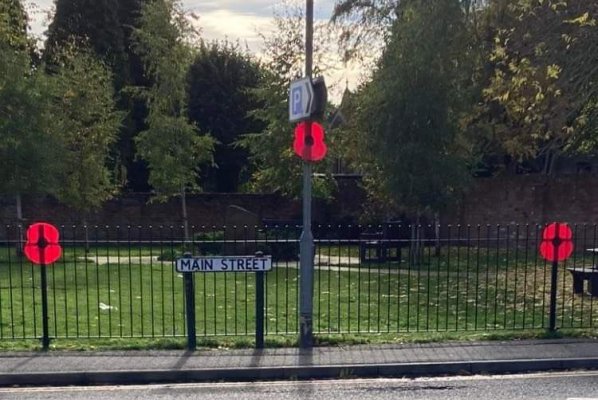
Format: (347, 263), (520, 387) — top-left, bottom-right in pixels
(293, 121), (327, 162)
(24, 222), (62, 265)
(539, 222), (574, 262)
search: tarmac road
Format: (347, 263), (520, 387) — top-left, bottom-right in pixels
(0, 371), (597, 400)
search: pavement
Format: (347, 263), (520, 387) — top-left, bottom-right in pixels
(0, 338), (597, 387)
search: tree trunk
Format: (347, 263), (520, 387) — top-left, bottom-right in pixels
(543, 150), (558, 175)
(15, 194), (24, 257)
(181, 186), (190, 250)
(409, 213), (423, 266)
(83, 215), (90, 254)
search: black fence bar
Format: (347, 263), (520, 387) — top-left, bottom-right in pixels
(40, 263), (50, 350)
(255, 271), (265, 349)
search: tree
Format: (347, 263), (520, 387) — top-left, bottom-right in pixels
(187, 41), (262, 192)
(0, 0), (61, 226)
(0, 0), (28, 50)
(238, 4), (337, 198)
(331, 0), (484, 65)
(474, 0), (598, 174)
(48, 45), (122, 223)
(45, 0), (152, 192)
(133, 0), (214, 240)
(349, 0), (472, 221)
(46, 0), (130, 85)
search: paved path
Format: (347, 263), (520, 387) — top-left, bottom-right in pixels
(0, 339), (597, 386)
(80, 255), (468, 277)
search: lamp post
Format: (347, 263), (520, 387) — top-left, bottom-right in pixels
(299, 0), (315, 349)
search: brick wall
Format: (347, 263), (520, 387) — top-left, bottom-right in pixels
(447, 175), (598, 225)
(0, 193), (303, 228)
(3, 175), (598, 234)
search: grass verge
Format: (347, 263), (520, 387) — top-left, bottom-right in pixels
(0, 329), (596, 352)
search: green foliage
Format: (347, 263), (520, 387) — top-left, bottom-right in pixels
(0, 3), (61, 197)
(45, 0), (130, 86)
(136, 114), (214, 196)
(238, 6), (336, 198)
(194, 230), (225, 256)
(45, 0), (151, 191)
(348, 0), (472, 215)
(133, 0), (214, 199)
(193, 228), (299, 261)
(0, 0), (29, 51)
(187, 41), (263, 192)
(48, 46), (123, 213)
(256, 225), (301, 261)
(472, 0), (598, 173)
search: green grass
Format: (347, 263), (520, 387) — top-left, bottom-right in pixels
(316, 244), (598, 273)
(0, 245), (597, 351)
(1, 329), (596, 352)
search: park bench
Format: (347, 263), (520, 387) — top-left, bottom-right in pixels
(566, 266), (598, 297)
(359, 231), (402, 263)
(359, 221), (409, 263)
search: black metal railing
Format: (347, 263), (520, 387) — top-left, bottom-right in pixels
(0, 223), (596, 342)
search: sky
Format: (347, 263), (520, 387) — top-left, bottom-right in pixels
(27, 0), (336, 48)
(24, 0), (359, 102)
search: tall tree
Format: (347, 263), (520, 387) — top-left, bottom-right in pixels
(0, 0), (28, 50)
(133, 0), (214, 240)
(474, 0), (598, 174)
(48, 45), (122, 223)
(238, 5), (337, 198)
(331, 0), (484, 64)
(0, 0), (61, 226)
(45, 0), (151, 192)
(187, 41), (262, 192)
(350, 0), (472, 219)
(46, 0), (129, 85)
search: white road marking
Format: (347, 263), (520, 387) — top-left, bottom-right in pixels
(0, 371), (597, 394)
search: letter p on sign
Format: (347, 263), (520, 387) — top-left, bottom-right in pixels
(292, 87), (302, 115)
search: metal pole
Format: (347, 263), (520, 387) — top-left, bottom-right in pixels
(548, 223), (560, 332)
(255, 271), (265, 349)
(299, 0), (315, 349)
(184, 271), (197, 350)
(549, 259), (558, 332)
(38, 225), (50, 350)
(40, 264), (50, 350)
(180, 252), (197, 350)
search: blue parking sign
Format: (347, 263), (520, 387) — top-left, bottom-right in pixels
(289, 77), (313, 122)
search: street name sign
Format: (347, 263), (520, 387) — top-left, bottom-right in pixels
(289, 77), (314, 122)
(176, 255), (272, 273)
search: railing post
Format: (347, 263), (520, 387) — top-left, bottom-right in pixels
(37, 224), (50, 351)
(183, 253), (196, 350)
(40, 263), (50, 350)
(549, 258), (559, 332)
(255, 270), (265, 349)
(548, 223), (560, 332)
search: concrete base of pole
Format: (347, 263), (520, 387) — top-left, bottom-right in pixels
(299, 314), (313, 348)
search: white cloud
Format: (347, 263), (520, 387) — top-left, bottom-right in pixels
(192, 9), (274, 53)
(24, 0), (368, 103)
(24, 0), (53, 44)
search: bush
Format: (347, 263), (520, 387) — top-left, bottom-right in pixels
(257, 225), (300, 261)
(195, 230), (225, 255)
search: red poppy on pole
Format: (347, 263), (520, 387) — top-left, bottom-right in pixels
(539, 222), (574, 262)
(24, 222), (62, 265)
(293, 121), (327, 162)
